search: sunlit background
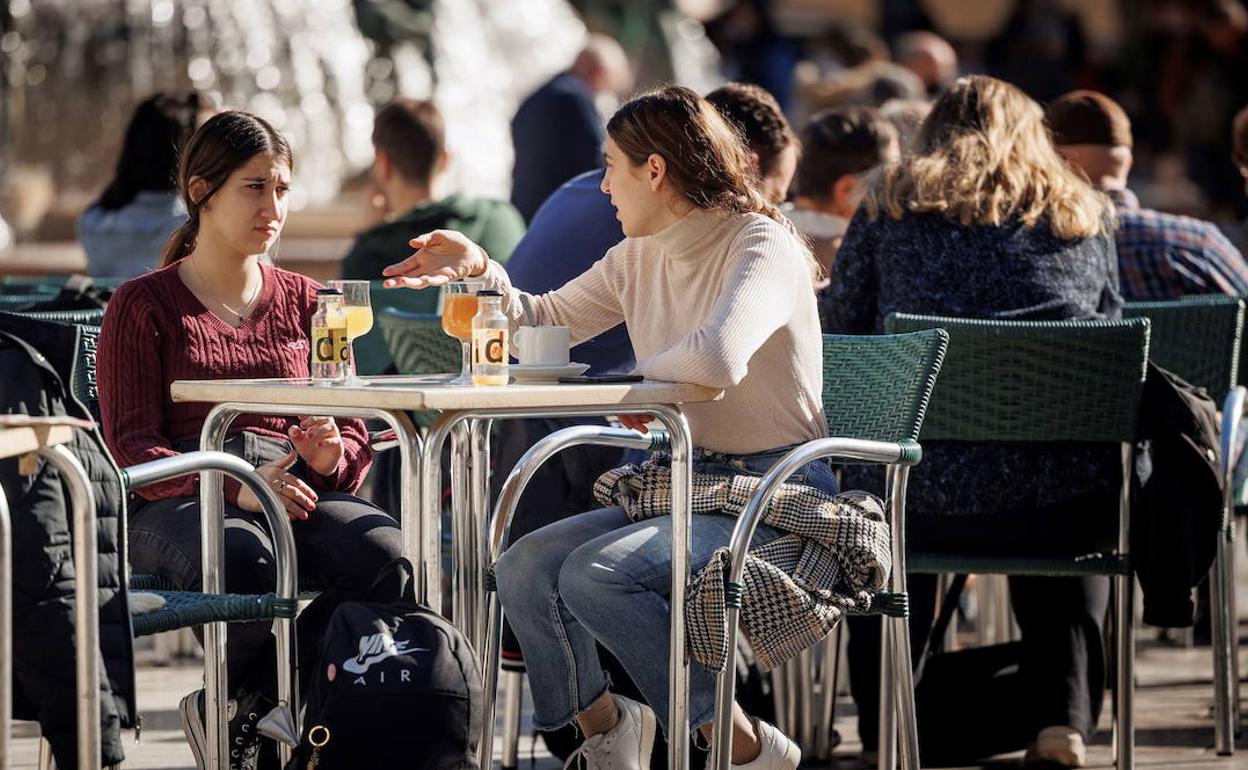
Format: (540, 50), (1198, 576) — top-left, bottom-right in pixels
(2, 0), (1246, 273)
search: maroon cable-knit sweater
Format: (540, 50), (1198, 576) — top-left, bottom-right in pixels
(98, 260), (372, 503)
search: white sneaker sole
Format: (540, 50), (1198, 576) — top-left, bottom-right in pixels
(178, 692), (208, 770)
(637, 704), (658, 769)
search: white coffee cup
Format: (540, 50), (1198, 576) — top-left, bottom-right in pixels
(515, 325), (570, 366)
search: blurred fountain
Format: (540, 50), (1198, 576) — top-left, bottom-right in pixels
(3, 0), (377, 217)
(0, 0), (713, 240)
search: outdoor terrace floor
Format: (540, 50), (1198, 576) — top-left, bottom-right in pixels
(9, 578), (1248, 769)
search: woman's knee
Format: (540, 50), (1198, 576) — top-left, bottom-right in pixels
(556, 541), (630, 622)
(222, 529), (277, 593)
(494, 530), (565, 606)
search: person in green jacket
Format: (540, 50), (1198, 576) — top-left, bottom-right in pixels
(340, 98), (525, 279)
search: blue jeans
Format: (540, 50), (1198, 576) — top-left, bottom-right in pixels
(493, 445), (837, 735)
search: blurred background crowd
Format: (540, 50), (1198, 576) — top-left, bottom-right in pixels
(2, 0), (1247, 267)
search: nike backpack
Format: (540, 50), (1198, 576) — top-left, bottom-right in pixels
(289, 559), (483, 768)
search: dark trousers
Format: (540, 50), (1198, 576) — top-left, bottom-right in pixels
(849, 491), (1115, 749)
(129, 490), (403, 694)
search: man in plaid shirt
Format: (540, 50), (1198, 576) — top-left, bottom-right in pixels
(1046, 91), (1248, 300)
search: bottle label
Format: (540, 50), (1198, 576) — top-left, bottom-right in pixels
(312, 327), (349, 364)
(472, 328), (508, 366)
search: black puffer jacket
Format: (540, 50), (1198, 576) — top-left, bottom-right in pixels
(0, 312), (134, 768)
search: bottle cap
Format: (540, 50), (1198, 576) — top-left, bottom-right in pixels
(476, 289), (502, 297)
(317, 288), (343, 295)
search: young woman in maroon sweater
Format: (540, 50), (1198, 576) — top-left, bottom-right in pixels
(97, 111), (401, 770)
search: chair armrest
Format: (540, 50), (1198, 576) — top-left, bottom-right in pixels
(721, 437), (919, 586)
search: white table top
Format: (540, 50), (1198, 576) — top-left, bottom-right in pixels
(170, 375), (722, 412)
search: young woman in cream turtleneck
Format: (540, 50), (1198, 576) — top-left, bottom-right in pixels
(385, 85), (824, 770)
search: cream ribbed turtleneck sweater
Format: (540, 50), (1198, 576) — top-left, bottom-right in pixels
(479, 206), (827, 453)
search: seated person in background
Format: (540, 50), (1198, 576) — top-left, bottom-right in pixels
(705, 82), (800, 203)
(511, 34), (633, 222)
(1220, 103), (1248, 256)
(1046, 90), (1248, 299)
(893, 30), (958, 97)
(829, 75), (1122, 768)
(77, 92), (205, 279)
(786, 106), (898, 329)
(98, 111), (401, 770)
(340, 98), (525, 280)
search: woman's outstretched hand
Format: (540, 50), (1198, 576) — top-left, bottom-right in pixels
(382, 229), (488, 289)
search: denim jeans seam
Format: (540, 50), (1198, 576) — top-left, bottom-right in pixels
(547, 591), (583, 729)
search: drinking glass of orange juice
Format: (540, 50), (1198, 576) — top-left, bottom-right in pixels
(443, 281), (483, 385)
(328, 280), (373, 387)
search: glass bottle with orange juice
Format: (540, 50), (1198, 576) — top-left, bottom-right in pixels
(442, 281), (483, 385)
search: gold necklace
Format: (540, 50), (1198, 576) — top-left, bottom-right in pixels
(188, 257), (261, 321)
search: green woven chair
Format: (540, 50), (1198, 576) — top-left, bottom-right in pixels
(378, 307), (460, 375)
(378, 307), (460, 429)
(724, 330), (949, 769)
(348, 281), (441, 376)
(0, 294), (55, 311)
(0, 279), (62, 295)
(885, 313), (1150, 770)
(18, 308), (107, 326)
(1124, 296), (1242, 403)
(1123, 295), (1244, 754)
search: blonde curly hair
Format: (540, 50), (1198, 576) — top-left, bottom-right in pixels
(864, 75), (1113, 241)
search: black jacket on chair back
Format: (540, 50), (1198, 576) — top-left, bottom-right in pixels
(1133, 362), (1224, 628)
(0, 312), (134, 768)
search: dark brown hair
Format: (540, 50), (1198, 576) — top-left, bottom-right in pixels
(1233, 103), (1248, 170)
(96, 92), (201, 211)
(158, 111), (293, 268)
(371, 99), (445, 186)
(704, 82), (797, 179)
(796, 106), (897, 201)
(607, 85), (818, 277)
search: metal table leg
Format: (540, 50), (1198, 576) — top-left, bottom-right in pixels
(469, 419), (493, 653)
(450, 422), (472, 625)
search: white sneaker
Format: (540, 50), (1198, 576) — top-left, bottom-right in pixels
(564, 695), (658, 770)
(1025, 725), (1086, 768)
(732, 719), (801, 770)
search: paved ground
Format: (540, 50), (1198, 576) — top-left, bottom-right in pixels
(11, 598), (1248, 769)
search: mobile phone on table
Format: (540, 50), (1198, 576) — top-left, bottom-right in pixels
(557, 374), (645, 384)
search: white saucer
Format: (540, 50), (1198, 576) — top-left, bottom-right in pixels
(510, 362), (590, 382)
